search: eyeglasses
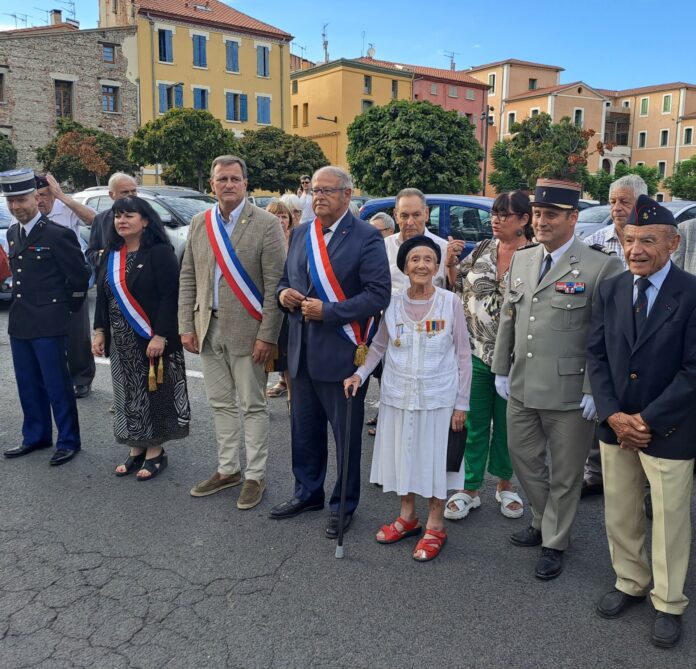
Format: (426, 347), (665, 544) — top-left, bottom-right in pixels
(310, 187), (346, 196)
(491, 211), (520, 222)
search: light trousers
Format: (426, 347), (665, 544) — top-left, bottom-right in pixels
(200, 317), (269, 481)
(600, 442), (694, 614)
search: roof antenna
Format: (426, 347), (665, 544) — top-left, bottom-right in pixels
(444, 50), (459, 71)
(322, 23), (329, 63)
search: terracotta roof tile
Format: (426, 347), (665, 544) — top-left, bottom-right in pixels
(505, 81), (605, 102)
(354, 57), (487, 87)
(599, 82), (696, 97)
(0, 22), (79, 36)
(136, 0), (292, 40)
(466, 58), (564, 73)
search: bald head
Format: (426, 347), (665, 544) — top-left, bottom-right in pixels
(108, 173), (137, 201)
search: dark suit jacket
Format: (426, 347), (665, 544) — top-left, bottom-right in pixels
(94, 242), (183, 357)
(86, 209), (113, 270)
(277, 212), (391, 382)
(587, 263), (696, 459)
(7, 216), (90, 339)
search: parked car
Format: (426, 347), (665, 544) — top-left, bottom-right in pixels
(575, 205), (611, 240)
(660, 200), (696, 224)
(359, 194), (494, 256)
(578, 199), (599, 211)
(73, 185), (215, 260)
(0, 196), (13, 301)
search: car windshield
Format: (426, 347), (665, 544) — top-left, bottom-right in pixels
(578, 206), (610, 224)
(158, 196), (212, 220)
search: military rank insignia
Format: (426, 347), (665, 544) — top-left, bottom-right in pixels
(555, 281), (585, 294)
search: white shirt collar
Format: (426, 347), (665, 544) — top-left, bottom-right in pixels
(633, 259), (671, 289)
(20, 211), (42, 237)
(543, 235), (575, 264)
(219, 198), (246, 226)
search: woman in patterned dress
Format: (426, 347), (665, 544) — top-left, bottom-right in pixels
(92, 196), (190, 480)
(443, 190), (533, 520)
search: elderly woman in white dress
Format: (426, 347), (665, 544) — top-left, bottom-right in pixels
(344, 235), (472, 561)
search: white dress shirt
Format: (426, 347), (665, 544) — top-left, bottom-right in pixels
(540, 235), (576, 276)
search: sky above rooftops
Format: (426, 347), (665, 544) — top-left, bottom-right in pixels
(2, 0), (693, 90)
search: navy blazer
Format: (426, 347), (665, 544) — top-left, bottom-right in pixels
(586, 263), (696, 459)
(277, 212), (391, 382)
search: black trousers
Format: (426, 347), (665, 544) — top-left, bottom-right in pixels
(67, 298), (95, 387)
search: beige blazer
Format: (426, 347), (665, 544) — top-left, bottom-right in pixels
(491, 237), (623, 411)
(178, 201), (286, 355)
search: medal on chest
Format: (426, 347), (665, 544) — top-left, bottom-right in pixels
(394, 323), (404, 347)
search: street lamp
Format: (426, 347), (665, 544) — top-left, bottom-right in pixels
(480, 104), (494, 195)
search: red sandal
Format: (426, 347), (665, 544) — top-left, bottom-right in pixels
(376, 516), (422, 544)
(412, 528), (447, 561)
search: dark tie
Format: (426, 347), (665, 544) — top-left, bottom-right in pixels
(538, 254), (552, 282)
(634, 277), (651, 334)
(20, 227), (27, 243)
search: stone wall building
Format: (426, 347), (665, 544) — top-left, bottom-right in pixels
(0, 10), (138, 172)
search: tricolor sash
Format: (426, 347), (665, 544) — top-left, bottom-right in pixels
(306, 218), (374, 365)
(107, 247), (153, 339)
(205, 206), (263, 322)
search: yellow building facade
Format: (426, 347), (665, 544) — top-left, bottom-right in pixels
(290, 59), (413, 170)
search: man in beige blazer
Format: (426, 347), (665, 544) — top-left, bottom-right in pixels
(491, 179), (623, 580)
(179, 155), (286, 510)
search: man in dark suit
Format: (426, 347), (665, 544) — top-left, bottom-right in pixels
(1, 169), (90, 466)
(269, 166), (391, 537)
(587, 195), (696, 648)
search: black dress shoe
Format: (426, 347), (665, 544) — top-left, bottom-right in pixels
(535, 547), (564, 580)
(325, 513), (353, 539)
(510, 526), (542, 547)
(74, 384), (91, 399)
(3, 442), (52, 458)
(652, 611), (681, 648)
(596, 589), (646, 619)
(269, 497), (324, 519)
(581, 480), (604, 498)
(49, 449), (80, 466)
(645, 492), (653, 520)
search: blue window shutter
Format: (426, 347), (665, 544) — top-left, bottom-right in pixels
(231, 41), (239, 72)
(193, 88), (201, 109)
(158, 84), (167, 113)
(265, 97), (271, 124)
(226, 92), (234, 120)
(175, 85), (183, 108)
(258, 96), (270, 124)
(256, 46), (263, 76)
(264, 47), (270, 77)
(164, 30), (173, 62)
(193, 36), (199, 66)
(225, 42), (233, 71)
(201, 38), (207, 67)
(240, 94), (248, 122)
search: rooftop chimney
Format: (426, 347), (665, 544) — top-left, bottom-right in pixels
(50, 9), (62, 25)
(450, 60), (456, 71)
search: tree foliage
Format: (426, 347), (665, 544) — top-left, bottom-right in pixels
(237, 127), (328, 193)
(36, 119), (136, 190)
(129, 109), (237, 192)
(665, 156), (696, 200)
(488, 140), (525, 194)
(346, 99), (483, 196)
(585, 163), (661, 203)
(0, 135), (17, 171)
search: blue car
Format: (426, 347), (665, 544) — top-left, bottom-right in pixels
(359, 194), (494, 257)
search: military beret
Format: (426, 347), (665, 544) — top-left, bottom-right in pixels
(627, 194), (677, 227)
(396, 234), (442, 273)
(34, 174), (50, 190)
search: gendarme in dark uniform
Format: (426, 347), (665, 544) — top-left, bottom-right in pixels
(1, 169), (90, 466)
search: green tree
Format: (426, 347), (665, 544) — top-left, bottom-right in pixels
(664, 156), (696, 200)
(584, 169), (615, 204)
(0, 135), (17, 171)
(488, 140), (525, 194)
(129, 108), (237, 192)
(346, 99), (483, 196)
(237, 126), (328, 193)
(36, 119), (136, 190)
(583, 163), (660, 203)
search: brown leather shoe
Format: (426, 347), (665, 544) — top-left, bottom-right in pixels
(190, 471), (242, 497)
(237, 478), (266, 510)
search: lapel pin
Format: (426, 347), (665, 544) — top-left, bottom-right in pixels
(571, 269), (580, 278)
(514, 278), (523, 288)
(137, 264), (144, 268)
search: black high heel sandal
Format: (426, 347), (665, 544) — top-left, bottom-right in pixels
(115, 452), (146, 477)
(136, 450), (168, 481)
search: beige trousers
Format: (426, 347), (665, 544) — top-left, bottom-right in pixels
(600, 441), (694, 614)
(507, 396), (594, 550)
(200, 317), (269, 481)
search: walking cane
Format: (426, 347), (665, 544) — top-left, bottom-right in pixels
(335, 395), (353, 559)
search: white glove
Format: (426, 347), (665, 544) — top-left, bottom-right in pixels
(580, 393), (596, 421)
(494, 375), (510, 400)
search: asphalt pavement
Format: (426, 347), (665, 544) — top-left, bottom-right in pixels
(1, 295), (696, 668)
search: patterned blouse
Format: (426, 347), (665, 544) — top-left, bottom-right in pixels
(454, 238), (533, 367)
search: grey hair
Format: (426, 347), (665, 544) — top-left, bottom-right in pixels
(609, 174), (648, 199)
(395, 187), (427, 210)
(210, 155), (248, 179)
(312, 166), (353, 189)
(108, 172), (137, 191)
(280, 193), (302, 212)
(370, 211), (395, 231)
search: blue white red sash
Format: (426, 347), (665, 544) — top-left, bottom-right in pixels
(205, 206), (263, 322)
(107, 248), (153, 339)
(306, 218), (374, 362)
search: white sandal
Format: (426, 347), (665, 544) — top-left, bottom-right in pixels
(444, 492), (481, 520)
(495, 490), (524, 519)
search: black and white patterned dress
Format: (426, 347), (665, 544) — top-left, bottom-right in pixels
(106, 252), (190, 446)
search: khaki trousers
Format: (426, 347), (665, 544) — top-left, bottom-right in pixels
(200, 317), (269, 481)
(507, 396), (594, 550)
(600, 441), (694, 614)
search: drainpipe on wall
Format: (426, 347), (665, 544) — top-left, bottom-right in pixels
(145, 12), (158, 184)
(279, 41), (286, 130)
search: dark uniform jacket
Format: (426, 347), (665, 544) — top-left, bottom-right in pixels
(94, 242), (182, 358)
(7, 215), (90, 339)
(86, 209), (113, 270)
(587, 263), (696, 460)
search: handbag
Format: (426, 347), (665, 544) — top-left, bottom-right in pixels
(446, 425), (467, 472)
(0, 245), (10, 283)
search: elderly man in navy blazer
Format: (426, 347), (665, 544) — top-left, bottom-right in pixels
(587, 195), (696, 649)
(269, 166), (391, 538)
